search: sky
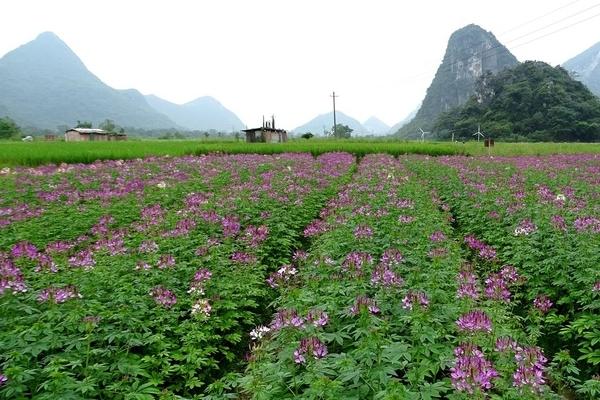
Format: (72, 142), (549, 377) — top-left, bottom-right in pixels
(1, 0), (599, 130)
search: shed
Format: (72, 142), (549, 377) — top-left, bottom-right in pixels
(243, 116), (287, 143)
(64, 128), (127, 142)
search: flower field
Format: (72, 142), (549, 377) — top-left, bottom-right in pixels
(0, 152), (599, 399)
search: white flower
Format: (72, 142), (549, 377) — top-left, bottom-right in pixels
(555, 194), (566, 202)
(0, 167), (10, 175)
(250, 325), (270, 340)
(156, 181), (167, 189)
(191, 299), (211, 317)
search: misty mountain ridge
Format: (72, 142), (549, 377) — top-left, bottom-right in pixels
(563, 41), (600, 97)
(293, 111), (368, 136)
(396, 24), (518, 138)
(0, 32), (245, 131)
(362, 116), (390, 136)
(145, 95), (244, 131)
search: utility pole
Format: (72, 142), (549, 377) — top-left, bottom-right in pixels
(330, 91), (338, 137)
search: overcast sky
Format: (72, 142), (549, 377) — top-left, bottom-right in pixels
(1, 0), (599, 129)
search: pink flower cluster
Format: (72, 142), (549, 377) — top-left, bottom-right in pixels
(150, 286), (177, 308)
(0, 255), (27, 295)
(188, 268), (212, 295)
(533, 295), (553, 313)
(464, 235), (497, 261)
(456, 310), (492, 333)
(294, 337), (328, 364)
(37, 285), (82, 304)
(350, 295), (380, 315)
(402, 291), (429, 310)
(450, 343), (499, 394)
(513, 346), (547, 391)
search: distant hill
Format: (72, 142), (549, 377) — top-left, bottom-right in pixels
(397, 24), (518, 138)
(434, 61), (600, 142)
(0, 32), (177, 130)
(293, 111), (367, 136)
(145, 95), (244, 131)
(563, 41), (600, 97)
(362, 117), (390, 136)
(387, 107), (419, 135)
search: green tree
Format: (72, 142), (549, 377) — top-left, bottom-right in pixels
(0, 117), (22, 140)
(332, 124), (353, 139)
(99, 119), (117, 132)
(76, 120), (93, 128)
(301, 132), (314, 139)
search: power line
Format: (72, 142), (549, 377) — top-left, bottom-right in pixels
(395, 1), (600, 84)
(500, 0), (584, 35)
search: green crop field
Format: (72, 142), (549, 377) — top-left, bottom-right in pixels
(2, 139), (600, 167)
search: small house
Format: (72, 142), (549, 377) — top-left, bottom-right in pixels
(64, 128), (127, 142)
(243, 116), (287, 143)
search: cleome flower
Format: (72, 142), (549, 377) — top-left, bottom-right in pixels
(451, 342), (499, 394)
(456, 310), (492, 333)
(191, 299), (211, 317)
(250, 325), (271, 341)
(513, 346), (547, 392)
(294, 337), (328, 364)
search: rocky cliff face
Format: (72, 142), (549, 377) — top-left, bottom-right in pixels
(563, 41), (600, 97)
(397, 24), (518, 138)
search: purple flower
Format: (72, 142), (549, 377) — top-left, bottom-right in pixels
(150, 286), (177, 308)
(292, 250), (308, 262)
(450, 343), (499, 394)
(514, 219), (537, 236)
(500, 265), (521, 283)
(456, 310), (492, 333)
(189, 268), (212, 294)
(533, 295), (553, 313)
(593, 281), (600, 292)
(230, 251), (256, 264)
(68, 250), (95, 270)
(270, 308), (305, 330)
(37, 285), (82, 304)
(398, 215), (415, 224)
(371, 266), (404, 288)
(456, 268), (480, 300)
(294, 337), (328, 364)
(342, 251), (373, 277)
(0, 257), (27, 295)
(495, 336), (518, 353)
(513, 346), (547, 391)
(551, 215), (567, 232)
(221, 215), (241, 237)
(138, 240), (158, 253)
(379, 249), (404, 267)
(0, 373), (7, 386)
(354, 224), (373, 239)
(11, 241), (39, 259)
(402, 291), (429, 310)
(350, 295), (380, 315)
(464, 235), (497, 261)
(429, 231), (447, 242)
(485, 273), (511, 302)
(303, 219), (328, 237)
(243, 225), (269, 247)
(157, 254), (175, 269)
(306, 309), (329, 327)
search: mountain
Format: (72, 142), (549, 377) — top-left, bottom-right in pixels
(293, 111), (367, 136)
(396, 24), (518, 138)
(387, 107), (419, 135)
(362, 116), (390, 136)
(434, 61), (600, 142)
(145, 95), (244, 131)
(563, 41), (600, 97)
(0, 32), (176, 130)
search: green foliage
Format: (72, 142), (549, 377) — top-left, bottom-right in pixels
(0, 117), (21, 140)
(76, 121), (93, 128)
(434, 61), (600, 141)
(332, 124), (352, 139)
(301, 133), (314, 140)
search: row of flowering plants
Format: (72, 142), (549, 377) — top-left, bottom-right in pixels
(230, 154), (551, 399)
(0, 153), (354, 398)
(406, 155), (600, 399)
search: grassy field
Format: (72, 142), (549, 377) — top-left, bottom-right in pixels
(1, 139), (600, 166)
